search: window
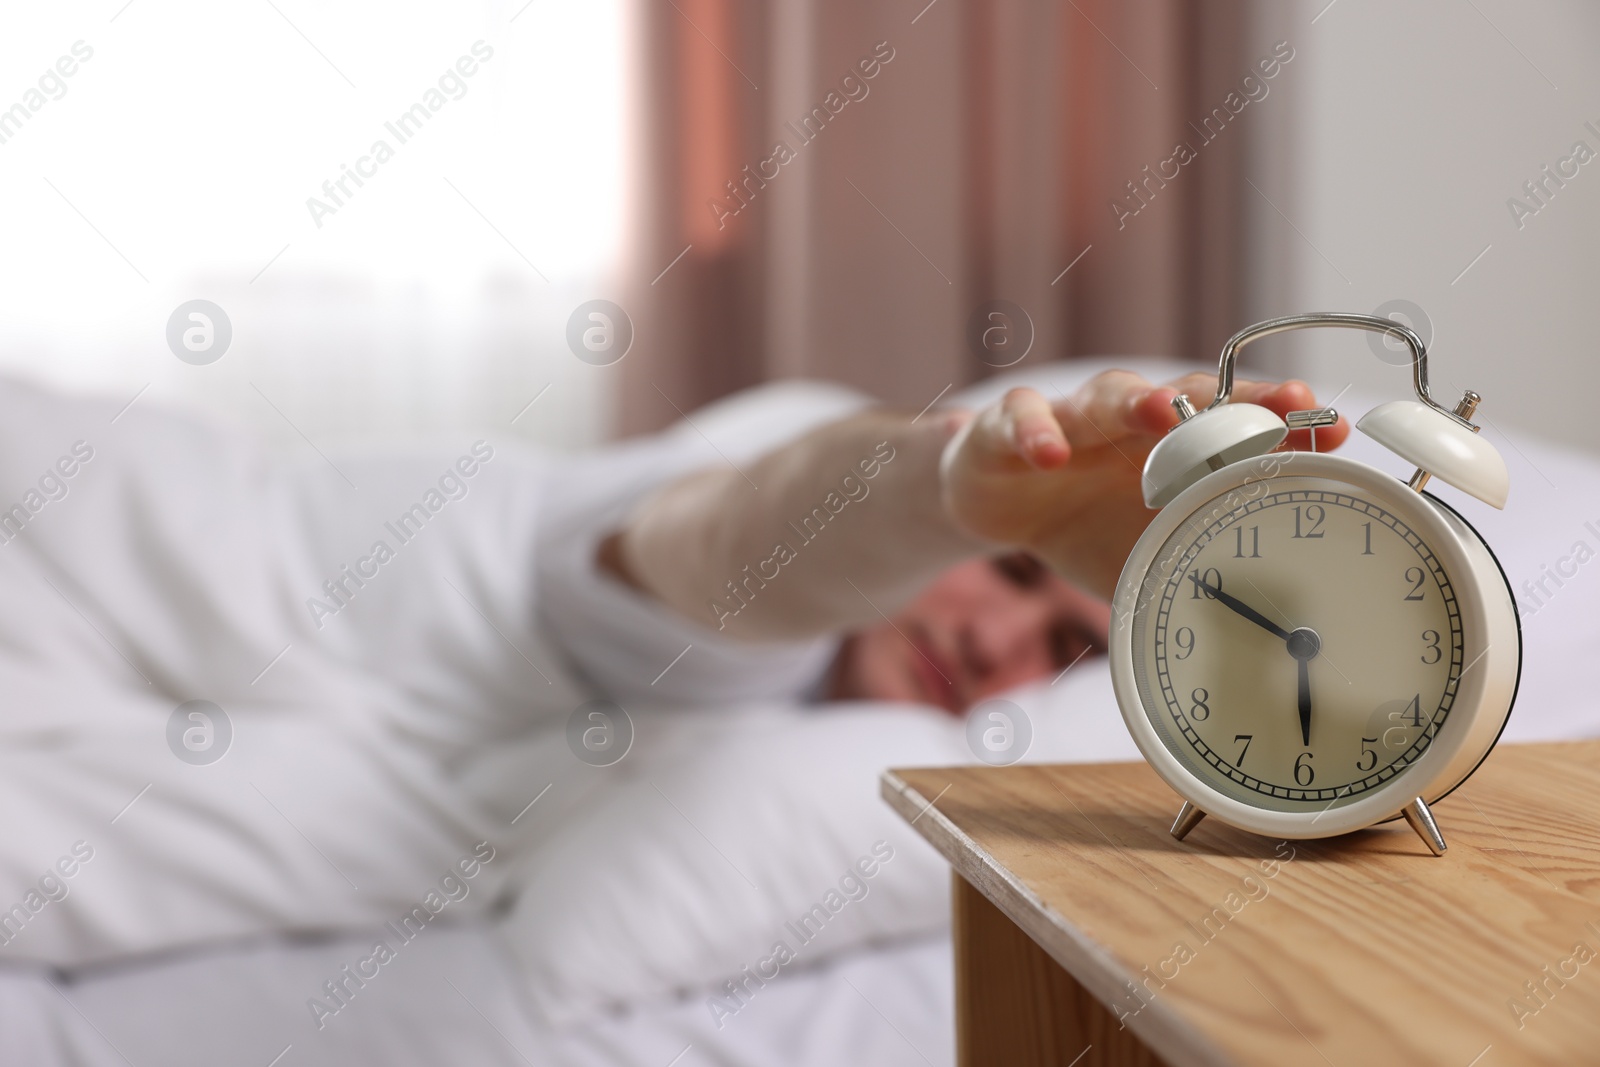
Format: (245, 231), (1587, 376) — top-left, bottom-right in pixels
(0, 0), (628, 448)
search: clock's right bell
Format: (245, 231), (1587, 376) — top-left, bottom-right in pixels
(1358, 398), (1509, 509)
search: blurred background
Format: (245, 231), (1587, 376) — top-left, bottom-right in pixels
(1, 0), (1596, 454)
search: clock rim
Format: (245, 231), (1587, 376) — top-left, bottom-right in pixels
(1109, 451), (1518, 839)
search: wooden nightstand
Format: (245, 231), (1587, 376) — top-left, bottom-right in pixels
(884, 741), (1600, 1067)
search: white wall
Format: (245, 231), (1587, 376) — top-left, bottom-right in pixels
(1247, 0), (1600, 456)
(0, 0), (629, 453)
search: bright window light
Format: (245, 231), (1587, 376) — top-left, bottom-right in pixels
(0, 0), (628, 447)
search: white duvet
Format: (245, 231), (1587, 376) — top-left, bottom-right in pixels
(0, 370), (965, 1024)
(0, 358), (1595, 1051)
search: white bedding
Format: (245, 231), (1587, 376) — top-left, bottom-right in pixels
(1, 925), (955, 1067)
(2, 357), (1596, 1066)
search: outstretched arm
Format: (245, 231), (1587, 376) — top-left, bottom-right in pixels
(602, 371), (1347, 641)
(602, 408), (973, 641)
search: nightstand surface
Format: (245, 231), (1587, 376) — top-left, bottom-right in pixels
(884, 740), (1600, 1067)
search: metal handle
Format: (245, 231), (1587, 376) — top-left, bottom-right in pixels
(1202, 312), (1476, 429)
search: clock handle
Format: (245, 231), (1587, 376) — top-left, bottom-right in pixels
(1202, 311), (1478, 432)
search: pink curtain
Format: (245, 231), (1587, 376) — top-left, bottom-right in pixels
(622, 0), (1252, 433)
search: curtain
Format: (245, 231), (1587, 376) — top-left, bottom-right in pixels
(622, 0), (1252, 433)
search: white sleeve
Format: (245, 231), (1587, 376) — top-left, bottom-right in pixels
(534, 382), (873, 707)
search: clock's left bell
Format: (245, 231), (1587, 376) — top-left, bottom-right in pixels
(1141, 396), (1287, 508)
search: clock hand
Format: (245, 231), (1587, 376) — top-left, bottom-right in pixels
(1189, 574), (1293, 641)
(1296, 657), (1311, 746)
(1286, 628), (1322, 747)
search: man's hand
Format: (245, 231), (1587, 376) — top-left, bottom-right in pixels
(939, 371), (1350, 599)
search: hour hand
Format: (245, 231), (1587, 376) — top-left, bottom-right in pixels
(1189, 574), (1292, 641)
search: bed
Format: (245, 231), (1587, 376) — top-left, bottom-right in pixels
(6, 358), (1595, 1065)
(4, 927), (956, 1067)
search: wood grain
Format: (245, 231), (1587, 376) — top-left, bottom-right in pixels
(885, 741), (1600, 1067)
(954, 871), (1167, 1067)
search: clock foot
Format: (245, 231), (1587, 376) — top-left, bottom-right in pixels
(1170, 801), (1206, 842)
(1401, 796), (1448, 856)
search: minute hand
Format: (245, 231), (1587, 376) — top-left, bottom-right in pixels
(1190, 575), (1292, 641)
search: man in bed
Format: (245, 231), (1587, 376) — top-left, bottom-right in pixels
(584, 371), (1345, 716)
(0, 365), (1341, 966)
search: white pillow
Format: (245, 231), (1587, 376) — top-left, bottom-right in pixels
(1000, 654), (1138, 766)
(499, 702), (968, 1025)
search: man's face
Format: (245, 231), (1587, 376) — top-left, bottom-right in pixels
(827, 552), (1110, 713)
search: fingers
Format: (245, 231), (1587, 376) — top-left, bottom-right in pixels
(1242, 378), (1353, 452)
(1001, 388), (1071, 468)
(1145, 373), (1352, 452)
(960, 387), (1071, 471)
(1049, 369), (1303, 448)
(967, 371), (1351, 472)
(1052, 370), (1169, 445)
(1137, 372), (1226, 434)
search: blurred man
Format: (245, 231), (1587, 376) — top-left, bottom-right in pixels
(592, 370), (1346, 713)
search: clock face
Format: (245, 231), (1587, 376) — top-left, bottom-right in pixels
(1128, 474), (1465, 814)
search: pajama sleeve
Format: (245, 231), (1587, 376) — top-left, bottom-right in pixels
(532, 381), (874, 708)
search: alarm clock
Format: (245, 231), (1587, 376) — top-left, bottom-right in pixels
(1109, 312), (1520, 855)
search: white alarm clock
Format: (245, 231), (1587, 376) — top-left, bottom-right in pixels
(1109, 312), (1521, 855)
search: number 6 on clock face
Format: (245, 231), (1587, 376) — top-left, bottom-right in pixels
(1111, 452), (1520, 841)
